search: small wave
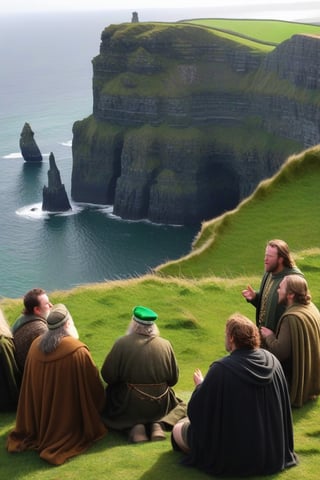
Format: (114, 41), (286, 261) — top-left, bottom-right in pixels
(2, 152), (23, 159)
(52, 203), (83, 216)
(89, 204), (184, 226)
(16, 202), (83, 220)
(60, 140), (72, 147)
(97, 205), (114, 214)
(16, 203), (48, 220)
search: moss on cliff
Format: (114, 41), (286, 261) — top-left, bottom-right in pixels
(72, 20), (314, 223)
(250, 70), (320, 104)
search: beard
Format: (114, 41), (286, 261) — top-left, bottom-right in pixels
(278, 295), (287, 305)
(42, 308), (51, 320)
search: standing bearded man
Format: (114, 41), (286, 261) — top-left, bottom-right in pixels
(242, 239), (303, 331)
(7, 304), (107, 465)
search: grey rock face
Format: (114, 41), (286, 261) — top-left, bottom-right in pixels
(42, 153), (72, 212)
(72, 24), (318, 225)
(19, 122), (43, 162)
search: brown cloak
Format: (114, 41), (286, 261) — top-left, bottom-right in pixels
(7, 336), (107, 465)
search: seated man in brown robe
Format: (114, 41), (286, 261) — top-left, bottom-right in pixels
(7, 304), (107, 465)
(101, 305), (186, 443)
(261, 274), (320, 407)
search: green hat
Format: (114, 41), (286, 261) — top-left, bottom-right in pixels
(47, 303), (70, 330)
(132, 306), (158, 325)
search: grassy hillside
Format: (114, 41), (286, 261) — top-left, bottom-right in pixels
(181, 18), (320, 46)
(156, 146), (320, 295)
(1, 145), (320, 478)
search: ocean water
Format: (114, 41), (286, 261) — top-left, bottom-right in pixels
(0, 10), (201, 299)
(0, 5), (319, 299)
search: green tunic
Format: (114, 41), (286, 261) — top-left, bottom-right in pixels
(250, 266), (303, 331)
(101, 332), (185, 430)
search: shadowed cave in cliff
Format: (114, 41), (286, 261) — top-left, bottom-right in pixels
(196, 162), (240, 221)
(109, 156), (240, 225)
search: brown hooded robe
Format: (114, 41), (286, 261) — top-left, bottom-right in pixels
(7, 336), (107, 465)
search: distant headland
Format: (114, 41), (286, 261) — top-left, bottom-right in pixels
(71, 21), (320, 225)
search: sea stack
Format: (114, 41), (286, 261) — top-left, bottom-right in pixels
(42, 152), (72, 212)
(19, 122), (43, 162)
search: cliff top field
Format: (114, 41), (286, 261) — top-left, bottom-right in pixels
(181, 18), (320, 46)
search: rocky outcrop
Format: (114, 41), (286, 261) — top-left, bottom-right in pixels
(19, 122), (43, 162)
(261, 33), (320, 89)
(42, 153), (71, 212)
(72, 23), (319, 225)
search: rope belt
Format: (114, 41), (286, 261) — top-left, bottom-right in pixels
(127, 383), (169, 402)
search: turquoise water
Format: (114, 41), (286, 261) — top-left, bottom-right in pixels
(0, 11), (198, 298)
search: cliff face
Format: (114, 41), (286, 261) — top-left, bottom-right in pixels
(72, 23), (318, 225)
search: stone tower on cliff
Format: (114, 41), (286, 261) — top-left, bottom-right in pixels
(131, 11), (139, 23)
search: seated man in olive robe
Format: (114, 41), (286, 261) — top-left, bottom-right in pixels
(0, 308), (21, 411)
(101, 305), (186, 443)
(261, 275), (320, 407)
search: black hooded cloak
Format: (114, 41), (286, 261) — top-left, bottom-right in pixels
(184, 348), (297, 476)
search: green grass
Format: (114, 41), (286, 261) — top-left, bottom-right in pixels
(1, 277), (320, 479)
(2, 145), (320, 478)
(156, 146), (320, 282)
(181, 18), (320, 45)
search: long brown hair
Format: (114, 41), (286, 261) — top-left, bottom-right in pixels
(268, 239), (295, 268)
(285, 275), (311, 305)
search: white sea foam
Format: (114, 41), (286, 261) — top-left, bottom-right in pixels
(2, 152), (22, 159)
(16, 202), (83, 220)
(16, 203), (48, 220)
(2, 152), (50, 161)
(60, 140), (72, 147)
(97, 205), (114, 214)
